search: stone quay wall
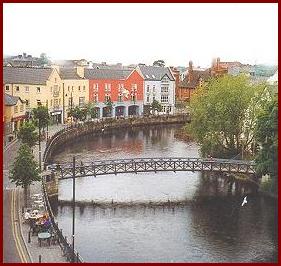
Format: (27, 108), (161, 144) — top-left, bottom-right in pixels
(43, 114), (190, 166)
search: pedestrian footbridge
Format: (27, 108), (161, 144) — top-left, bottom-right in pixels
(47, 157), (256, 180)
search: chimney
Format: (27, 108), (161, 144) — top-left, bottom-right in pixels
(76, 66), (84, 78)
(188, 61), (193, 82)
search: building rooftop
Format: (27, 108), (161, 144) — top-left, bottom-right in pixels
(84, 68), (132, 80)
(3, 66), (53, 85)
(179, 69), (211, 88)
(60, 68), (84, 80)
(138, 65), (175, 81)
(4, 93), (24, 106)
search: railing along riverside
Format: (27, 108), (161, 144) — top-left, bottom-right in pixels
(43, 114), (190, 167)
(42, 177), (84, 263)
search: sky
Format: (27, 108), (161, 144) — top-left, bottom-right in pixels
(3, 3), (278, 68)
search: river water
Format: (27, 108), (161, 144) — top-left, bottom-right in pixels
(51, 124), (278, 262)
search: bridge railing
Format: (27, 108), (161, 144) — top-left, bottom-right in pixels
(41, 177), (84, 263)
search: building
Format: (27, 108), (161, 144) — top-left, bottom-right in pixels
(3, 53), (48, 67)
(178, 61), (211, 102)
(85, 68), (144, 118)
(58, 66), (89, 122)
(3, 66), (63, 123)
(136, 64), (176, 115)
(4, 93), (26, 143)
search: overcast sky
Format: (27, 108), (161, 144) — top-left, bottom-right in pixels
(3, 3), (278, 68)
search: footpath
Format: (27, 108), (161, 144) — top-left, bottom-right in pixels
(4, 124), (67, 263)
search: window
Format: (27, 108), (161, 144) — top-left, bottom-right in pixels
(68, 98), (72, 107)
(117, 94), (122, 102)
(26, 100), (29, 107)
(37, 100), (42, 106)
(131, 94), (136, 102)
(68, 86), (70, 92)
(79, 97), (85, 107)
(161, 86), (169, 93)
(83, 86), (86, 91)
(14, 106), (18, 113)
(131, 84), (137, 91)
(161, 95), (169, 103)
(37, 87), (41, 93)
(55, 78), (57, 83)
(105, 95), (111, 102)
(50, 87), (53, 93)
(105, 83), (111, 92)
(16, 86), (20, 92)
(54, 99), (59, 108)
(146, 85), (150, 93)
(78, 86), (81, 91)
(20, 104), (24, 112)
(94, 83), (99, 92)
(94, 94), (98, 103)
(5, 85), (9, 91)
(25, 86), (29, 93)
(146, 96), (150, 103)
(153, 96), (156, 101)
(153, 85), (156, 92)
(118, 84), (124, 92)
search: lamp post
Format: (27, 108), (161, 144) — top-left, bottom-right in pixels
(38, 118), (42, 171)
(72, 156), (76, 263)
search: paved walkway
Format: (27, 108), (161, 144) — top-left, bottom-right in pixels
(3, 124), (67, 263)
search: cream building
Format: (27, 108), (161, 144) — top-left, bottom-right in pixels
(4, 93), (26, 143)
(3, 66), (63, 123)
(56, 66), (89, 122)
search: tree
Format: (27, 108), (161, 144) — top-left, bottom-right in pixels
(39, 53), (51, 66)
(69, 106), (87, 121)
(32, 106), (50, 129)
(254, 95), (278, 193)
(104, 98), (113, 117)
(17, 121), (38, 148)
(186, 74), (266, 158)
(86, 102), (98, 118)
(153, 60), (165, 67)
(151, 99), (162, 115)
(10, 144), (40, 206)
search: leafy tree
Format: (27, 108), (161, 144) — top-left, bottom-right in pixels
(17, 121), (38, 148)
(104, 98), (113, 117)
(186, 74), (266, 158)
(39, 53), (51, 66)
(69, 106), (87, 121)
(32, 106), (50, 129)
(151, 99), (162, 114)
(153, 60), (165, 67)
(254, 95), (278, 193)
(86, 102), (98, 118)
(10, 144), (40, 206)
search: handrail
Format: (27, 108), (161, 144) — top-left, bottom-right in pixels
(42, 177), (84, 263)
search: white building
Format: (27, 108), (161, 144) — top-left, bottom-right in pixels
(136, 64), (176, 115)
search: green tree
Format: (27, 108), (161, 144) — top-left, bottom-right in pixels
(254, 95), (278, 193)
(10, 144), (40, 206)
(186, 74), (266, 158)
(32, 106), (50, 129)
(39, 53), (51, 66)
(86, 102), (98, 118)
(151, 99), (162, 114)
(69, 106), (87, 121)
(104, 98), (113, 117)
(17, 121), (38, 148)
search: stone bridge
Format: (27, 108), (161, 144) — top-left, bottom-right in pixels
(47, 157), (256, 180)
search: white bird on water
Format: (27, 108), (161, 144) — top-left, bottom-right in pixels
(241, 196), (248, 207)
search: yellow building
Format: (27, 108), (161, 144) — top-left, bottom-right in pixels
(4, 93), (26, 143)
(3, 66), (63, 123)
(57, 66), (89, 122)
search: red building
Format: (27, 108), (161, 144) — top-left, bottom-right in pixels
(85, 68), (144, 118)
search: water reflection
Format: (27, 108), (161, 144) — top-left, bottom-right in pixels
(52, 124), (277, 262)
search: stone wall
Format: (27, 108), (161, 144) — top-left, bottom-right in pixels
(43, 114), (190, 166)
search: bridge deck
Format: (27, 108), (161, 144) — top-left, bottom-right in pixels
(47, 157), (256, 180)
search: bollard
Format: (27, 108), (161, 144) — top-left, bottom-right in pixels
(28, 231), (31, 243)
(39, 255), (42, 263)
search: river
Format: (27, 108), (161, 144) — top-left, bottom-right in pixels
(51, 124), (277, 262)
